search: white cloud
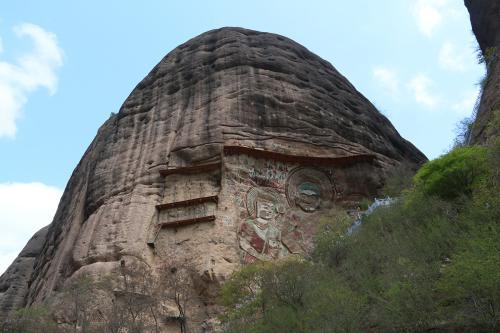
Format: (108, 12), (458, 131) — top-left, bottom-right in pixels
(408, 74), (439, 108)
(413, 0), (444, 37)
(412, 0), (463, 37)
(438, 41), (468, 72)
(0, 23), (63, 138)
(0, 182), (62, 275)
(373, 66), (399, 96)
(452, 89), (479, 116)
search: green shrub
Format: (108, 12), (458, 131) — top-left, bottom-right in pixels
(220, 258), (313, 333)
(219, 258), (366, 333)
(438, 222), (500, 329)
(0, 306), (58, 333)
(414, 146), (489, 200)
(313, 208), (355, 267)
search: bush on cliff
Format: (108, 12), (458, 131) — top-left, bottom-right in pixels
(414, 146), (488, 200)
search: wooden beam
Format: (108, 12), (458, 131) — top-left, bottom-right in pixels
(223, 145), (375, 166)
(156, 195), (218, 210)
(159, 215), (216, 228)
(159, 162), (221, 177)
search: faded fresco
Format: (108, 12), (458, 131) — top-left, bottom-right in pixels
(238, 187), (289, 262)
(286, 167), (334, 212)
(221, 154), (337, 263)
(151, 149), (381, 264)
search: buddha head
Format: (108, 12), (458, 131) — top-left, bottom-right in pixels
(295, 182), (321, 212)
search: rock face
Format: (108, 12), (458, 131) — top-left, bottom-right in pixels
(0, 226), (48, 316)
(465, 0), (500, 144)
(0, 27), (426, 329)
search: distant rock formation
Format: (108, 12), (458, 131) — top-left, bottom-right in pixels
(0, 226), (48, 316)
(465, 0), (500, 144)
(0, 27), (426, 329)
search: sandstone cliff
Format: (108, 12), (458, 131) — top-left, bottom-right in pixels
(0, 27), (426, 330)
(465, 0), (500, 144)
(0, 226), (48, 315)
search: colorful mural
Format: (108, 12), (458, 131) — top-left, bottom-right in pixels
(238, 187), (289, 263)
(285, 167), (334, 212)
(152, 146), (381, 264)
(227, 157), (336, 262)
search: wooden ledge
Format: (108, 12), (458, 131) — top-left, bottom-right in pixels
(156, 196), (218, 210)
(223, 145), (375, 166)
(159, 215), (216, 228)
(159, 162), (221, 177)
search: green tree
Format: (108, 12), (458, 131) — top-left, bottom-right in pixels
(414, 146), (488, 200)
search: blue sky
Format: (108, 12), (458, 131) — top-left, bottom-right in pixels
(0, 0), (485, 274)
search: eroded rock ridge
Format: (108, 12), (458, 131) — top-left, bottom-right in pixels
(0, 27), (426, 329)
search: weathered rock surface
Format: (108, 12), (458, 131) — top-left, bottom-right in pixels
(0, 27), (426, 330)
(0, 226), (48, 317)
(465, 0), (500, 144)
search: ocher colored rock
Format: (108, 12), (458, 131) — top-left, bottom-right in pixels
(0, 27), (426, 329)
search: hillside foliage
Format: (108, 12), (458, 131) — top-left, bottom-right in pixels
(220, 142), (500, 332)
(0, 260), (195, 333)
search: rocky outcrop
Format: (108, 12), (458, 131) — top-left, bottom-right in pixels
(0, 226), (48, 318)
(465, 0), (500, 144)
(0, 27), (426, 330)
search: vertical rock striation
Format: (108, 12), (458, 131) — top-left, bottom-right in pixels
(465, 0), (500, 144)
(0, 27), (426, 329)
(0, 226), (48, 316)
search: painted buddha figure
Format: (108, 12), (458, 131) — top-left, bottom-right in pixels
(238, 188), (288, 262)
